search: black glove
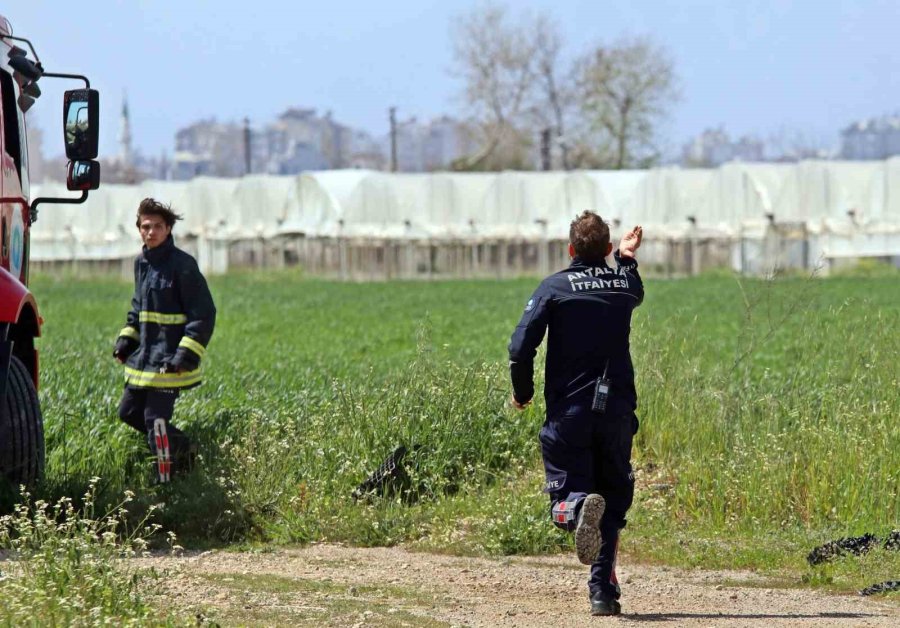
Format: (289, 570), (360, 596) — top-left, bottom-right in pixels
(113, 337), (138, 361)
(166, 348), (200, 373)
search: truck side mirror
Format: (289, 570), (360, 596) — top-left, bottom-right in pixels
(66, 160), (101, 191)
(63, 88), (99, 160)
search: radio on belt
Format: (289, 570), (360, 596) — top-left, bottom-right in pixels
(592, 359), (611, 414)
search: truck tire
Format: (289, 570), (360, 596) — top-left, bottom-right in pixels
(0, 355), (45, 487)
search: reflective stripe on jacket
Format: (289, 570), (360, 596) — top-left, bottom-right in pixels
(116, 235), (216, 389)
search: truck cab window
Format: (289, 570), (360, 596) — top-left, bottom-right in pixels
(0, 69), (22, 181)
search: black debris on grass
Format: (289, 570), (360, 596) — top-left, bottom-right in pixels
(352, 445), (410, 501)
(883, 529), (900, 552)
(859, 580), (900, 596)
(807, 533), (878, 565)
(807, 529), (900, 565)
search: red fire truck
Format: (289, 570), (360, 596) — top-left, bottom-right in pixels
(0, 14), (100, 487)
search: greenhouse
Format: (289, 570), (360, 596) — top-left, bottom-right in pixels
(30, 159), (900, 277)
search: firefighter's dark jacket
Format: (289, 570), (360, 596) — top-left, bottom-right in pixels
(114, 235), (216, 389)
(508, 252), (643, 417)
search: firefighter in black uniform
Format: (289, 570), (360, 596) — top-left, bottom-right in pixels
(508, 211), (643, 616)
(112, 198), (216, 483)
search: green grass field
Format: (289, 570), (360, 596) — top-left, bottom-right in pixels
(13, 269), (900, 599)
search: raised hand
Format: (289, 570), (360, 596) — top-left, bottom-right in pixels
(618, 225), (643, 259)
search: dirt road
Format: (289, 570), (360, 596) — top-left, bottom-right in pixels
(148, 544), (899, 626)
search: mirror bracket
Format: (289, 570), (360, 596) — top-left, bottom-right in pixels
(29, 191), (88, 226)
(0, 34), (89, 88)
(42, 71), (90, 89)
(0, 34), (41, 63)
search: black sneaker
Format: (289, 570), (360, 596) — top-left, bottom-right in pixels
(574, 493), (605, 565)
(590, 591), (622, 616)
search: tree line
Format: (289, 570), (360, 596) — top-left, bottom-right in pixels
(449, 3), (678, 171)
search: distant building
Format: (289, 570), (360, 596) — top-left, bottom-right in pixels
(172, 109), (385, 179)
(343, 127), (386, 170)
(426, 116), (478, 170)
(172, 118), (244, 179)
(170, 110), (476, 179)
(387, 115), (475, 172)
(841, 114), (900, 160)
(682, 127), (765, 167)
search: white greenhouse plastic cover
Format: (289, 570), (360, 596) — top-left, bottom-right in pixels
(30, 159), (900, 262)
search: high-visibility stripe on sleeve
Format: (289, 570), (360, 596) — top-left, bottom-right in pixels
(118, 326), (139, 341)
(123, 366), (203, 389)
(178, 336), (207, 359)
(139, 311), (188, 325)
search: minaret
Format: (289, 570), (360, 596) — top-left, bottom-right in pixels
(119, 91), (133, 166)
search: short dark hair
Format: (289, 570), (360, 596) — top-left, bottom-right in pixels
(569, 211), (610, 263)
(136, 198), (182, 228)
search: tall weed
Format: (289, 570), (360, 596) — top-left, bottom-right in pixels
(0, 479), (177, 625)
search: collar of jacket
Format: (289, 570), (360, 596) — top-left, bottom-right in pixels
(569, 255), (610, 269)
(143, 234), (175, 264)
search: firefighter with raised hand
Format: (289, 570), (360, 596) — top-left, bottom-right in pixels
(508, 211), (643, 616)
(112, 198), (216, 483)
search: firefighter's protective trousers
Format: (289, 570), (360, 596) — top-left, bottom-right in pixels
(117, 387), (191, 464)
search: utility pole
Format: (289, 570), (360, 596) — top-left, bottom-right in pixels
(389, 106), (398, 172)
(559, 128), (571, 171)
(243, 117), (252, 175)
(540, 127), (552, 171)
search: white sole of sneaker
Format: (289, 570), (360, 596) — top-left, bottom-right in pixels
(575, 494), (605, 565)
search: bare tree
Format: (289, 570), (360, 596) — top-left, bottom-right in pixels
(450, 3), (537, 170)
(530, 13), (574, 170)
(575, 37), (678, 169)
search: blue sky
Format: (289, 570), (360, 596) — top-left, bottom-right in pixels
(9, 0), (899, 160)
